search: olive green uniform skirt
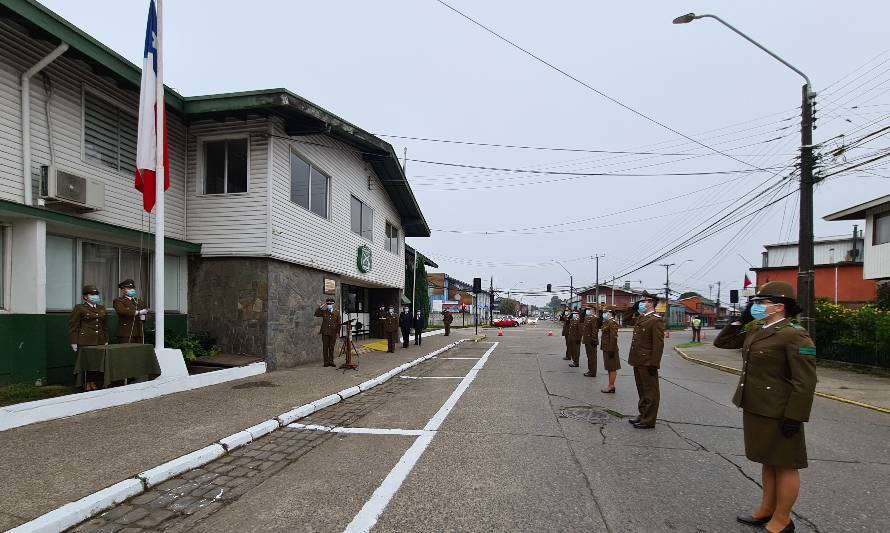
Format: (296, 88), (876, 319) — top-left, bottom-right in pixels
(601, 350), (621, 371)
(743, 410), (808, 469)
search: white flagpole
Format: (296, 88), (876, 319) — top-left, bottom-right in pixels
(154, 0), (165, 349)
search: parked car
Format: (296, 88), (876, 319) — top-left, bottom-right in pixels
(527, 317), (538, 325)
(492, 317), (519, 327)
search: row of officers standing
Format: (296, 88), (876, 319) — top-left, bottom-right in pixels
(68, 279), (149, 391)
(558, 291), (664, 428)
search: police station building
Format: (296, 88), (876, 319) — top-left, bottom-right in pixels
(0, 0), (429, 384)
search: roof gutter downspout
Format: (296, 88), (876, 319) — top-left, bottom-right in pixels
(21, 42), (69, 206)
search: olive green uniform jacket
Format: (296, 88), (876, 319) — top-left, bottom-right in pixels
(713, 319), (817, 422)
(566, 317), (583, 341)
(599, 319), (619, 352)
(560, 311), (570, 337)
(314, 307), (342, 337)
(113, 296), (147, 342)
(68, 303), (108, 346)
(581, 316), (599, 345)
(627, 313), (665, 368)
(443, 312), (454, 326)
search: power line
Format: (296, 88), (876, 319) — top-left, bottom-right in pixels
(405, 158), (782, 177)
(432, 0), (769, 172)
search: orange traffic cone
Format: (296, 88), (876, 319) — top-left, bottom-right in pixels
(497, 328), (504, 336)
(547, 330), (554, 336)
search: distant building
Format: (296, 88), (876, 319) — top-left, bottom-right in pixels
(427, 273), (491, 321)
(677, 295), (718, 326)
(750, 230), (876, 306)
(823, 194), (890, 283)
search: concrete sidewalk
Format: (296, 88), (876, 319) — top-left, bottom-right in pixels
(675, 342), (890, 413)
(0, 330), (470, 531)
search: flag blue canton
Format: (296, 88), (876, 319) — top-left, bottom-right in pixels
(143, 0), (157, 72)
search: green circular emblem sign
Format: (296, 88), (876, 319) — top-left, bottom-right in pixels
(357, 245), (373, 273)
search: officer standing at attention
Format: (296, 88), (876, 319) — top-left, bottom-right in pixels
(399, 305), (413, 348)
(599, 307), (620, 393)
(628, 292), (665, 429)
(383, 306), (398, 353)
(443, 309), (454, 336)
(566, 308), (583, 368)
(581, 306), (600, 377)
(113, 279), (148, 343)
(314, 298), (341, 367)
(714, 282), (816, 533)
(559, 304), (571, 360)
(69, 285), (109, 391)
(413, 310), (425, 346)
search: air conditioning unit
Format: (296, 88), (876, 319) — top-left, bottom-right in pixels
(39, 165), (104, 212)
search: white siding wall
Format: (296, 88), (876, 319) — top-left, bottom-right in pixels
(269, 120), (405, 288)
(766, 238), (864, 267)
(864, 206), (890, 279)
(185, 119), (269, 256)
(0, 19), (187, 239)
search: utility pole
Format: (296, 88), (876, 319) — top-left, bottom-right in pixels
(798, 84), (816, 337)
(660, 263), (675, 303)
(716, 281), (722, 320)
(489, 276), (494, 325)
(593, 254), (605, 307)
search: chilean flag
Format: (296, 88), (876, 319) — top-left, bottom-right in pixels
(134, 0), (168, 213)
(743, 274), (752, 289)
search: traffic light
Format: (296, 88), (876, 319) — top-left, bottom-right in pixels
(473, 277), (482, 294)
(546, 283), (552, 292)
(730, 290), (739, 303)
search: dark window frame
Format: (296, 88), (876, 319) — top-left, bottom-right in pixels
(82, 90), (138, 175)
(202, 138), (249, 195)
(350, 195), (374, 241)
(289, 151), (330, 219)
(874, 211), (890, 246)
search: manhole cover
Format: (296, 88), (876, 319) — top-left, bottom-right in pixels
(231, 380), (278, 389)
(559, 406), (613, 424)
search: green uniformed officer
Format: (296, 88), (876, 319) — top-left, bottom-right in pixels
(581, 306), (600, 377)
(69, 285), (109, 391)
(599, 307), (620, 393)
(627, 292), (665, 429)
(383, 306), (398, 353)
(443, 309), (454, 336)
(559, 305), (571, 360)
(314, 298), (342, 367)
(566, 309), (583, 367)
(714, 281), (816, 533)
(113, 279), (148, 344)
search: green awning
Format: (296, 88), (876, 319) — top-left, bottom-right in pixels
(401, 294), (412, 304)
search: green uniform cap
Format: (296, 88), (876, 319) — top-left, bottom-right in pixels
(82, 284), (100, 295)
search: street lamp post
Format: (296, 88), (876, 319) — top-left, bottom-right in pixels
(673, 12), (817, 338)
(555, 260), (573, 309)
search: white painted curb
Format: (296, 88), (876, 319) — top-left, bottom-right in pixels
(277, 404), (316, 426)
(338, 386), (361, 400)
(137, 444), (226, 488)
(218, 430), (253, 452)
(312, 393), (341, 411)
(8, 479), (143, 533)
(245, 419), (280, 440)
(12, 338), (469, 531)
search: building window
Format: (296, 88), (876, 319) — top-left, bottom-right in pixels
(0, 228), (6, 309)
(46, 235), (77, 310)
(289, 152), (329, 218)
(875, 211), (890, 245)
(203, 139), (248, 194)
(350, 196), (373, 241)
(385, 222), (399, 254)
(83, 92), (138, 174)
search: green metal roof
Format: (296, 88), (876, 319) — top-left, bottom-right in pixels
(0, 0), (430, 237)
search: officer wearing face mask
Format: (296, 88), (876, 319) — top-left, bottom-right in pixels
(69, 285), (109, 391)
(383, 306), (399, 352)
(399, 306), (413, 348)
(714, 281), (816, 533)
(314, 298), (342, 367)
(113, 279), (148, 343)
(627, 292), (665, 429)
(566, 309), (583, 368)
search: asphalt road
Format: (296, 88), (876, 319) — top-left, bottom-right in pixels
(72, 326), (889, 532)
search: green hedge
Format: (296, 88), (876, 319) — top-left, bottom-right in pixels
(815, 299), (890, 368)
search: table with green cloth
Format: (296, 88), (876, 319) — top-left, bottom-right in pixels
(74, 344), (161, 387)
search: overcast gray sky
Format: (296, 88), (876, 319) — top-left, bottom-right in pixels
(43, 0), (890, 306)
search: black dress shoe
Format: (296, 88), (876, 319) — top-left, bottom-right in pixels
(568, 363), (579, 367)
(628, 417), (640, 424)
(632, 422), (655, 429)
(583, 372), (596, 377)
(776, 520), (795, 532)
(736, 513), (772, 527)
(600, 387), (615, 393)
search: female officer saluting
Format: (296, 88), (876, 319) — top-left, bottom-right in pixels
(714, 281), (816, 533)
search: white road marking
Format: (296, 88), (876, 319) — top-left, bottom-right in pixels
(399, 376), (464, 380)
(438, 357), (481, 360)
(343, 342), (499, 533)
(287, 423), (427, 436)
